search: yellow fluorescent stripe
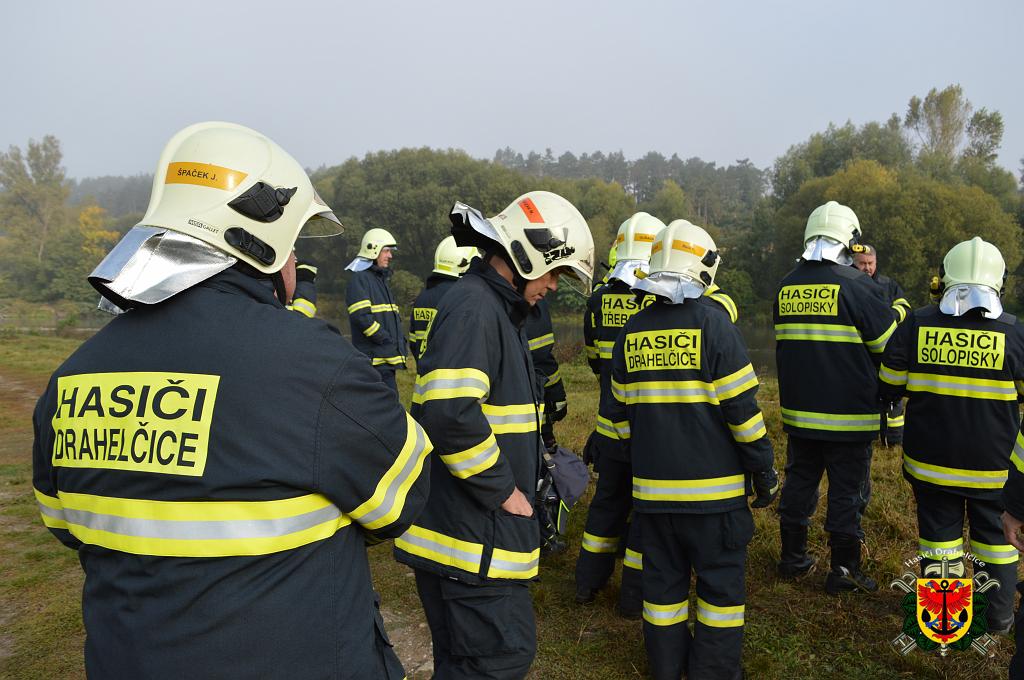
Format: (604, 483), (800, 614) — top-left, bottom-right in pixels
(727, 412), (767, 443)
(363, 320), (381, 337)
(528, 333), (555, 351)
(487, 547), (540, 579)
(290, 298), (316, 318)
(623, 548), (643, 570)
(714, 363), (758, 401)
(879, 363), (907, 386)
(781, 408), (878, 432)
(348, 300), (371, 313)
(412, 368), (490, 403)
(695, 598), (744, 628)
(395, 525), (483, 574)
(370, 303), (401, 313)
(906, 372), (1017, 401)
(545, 369), (562, 387)
(968, 540), (1019, 564)
(774, 322), (861, 344)
(440, 433), (500, 479)
(633, 474), (746, 502)
(581, 532), (619, 553)
(865, 320), (897, 353)
(348, 414), (432, 530)
(903, 453), (1007, 489)
(643, 600), (689, 626)
(614, 379), (718, 405)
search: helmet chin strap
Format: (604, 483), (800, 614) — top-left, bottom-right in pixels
(486, 248), (530, 297)
(271, 271), (289, 306)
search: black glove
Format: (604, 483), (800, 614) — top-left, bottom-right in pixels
(751, 468), (780, 508)
(582, 431), (598, 467)
(296, 261), (318, 283)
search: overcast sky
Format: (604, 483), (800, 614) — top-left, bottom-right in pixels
(6, 0), (1022, 181)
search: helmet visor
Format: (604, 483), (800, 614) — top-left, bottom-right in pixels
(297, 210), (344, 239)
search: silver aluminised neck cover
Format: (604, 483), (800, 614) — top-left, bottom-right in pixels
(632, 271), (706, 305)
(608, 259), (649, 288)
(801, 236), (852, 266)
(345, 257), (374, 272)
(939, 284), (1003, 319)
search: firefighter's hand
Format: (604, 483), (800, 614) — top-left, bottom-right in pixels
(501, 488), (534, 517)
(1002, 512), (1024, 552)
(751, 468), (780, 509)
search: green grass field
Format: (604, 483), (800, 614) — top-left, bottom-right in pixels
(0, 333), (1015, 679)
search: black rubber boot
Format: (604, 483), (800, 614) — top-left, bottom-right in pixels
(824, 536), (878, 595)
(777, 525), (816, 578)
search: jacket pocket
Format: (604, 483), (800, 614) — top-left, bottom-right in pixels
(486, 511), (540, 580)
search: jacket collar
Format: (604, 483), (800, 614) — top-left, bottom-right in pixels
(465, 258), (531, 326)
(370, 264), (392, 279)
(426, 273), (458, 289)
(199, 267), (284, 309)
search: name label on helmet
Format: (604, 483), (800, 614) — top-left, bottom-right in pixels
(918, 327), (1005, 370)
(778, 284), (840, 316)
(165, 162), (249, 191)
(50, 372), (219, 476)
(624, 330), (701, 372)
(601, 294), (654, 327)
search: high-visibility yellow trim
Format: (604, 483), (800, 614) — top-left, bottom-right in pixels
(363, 320), (381, 337)
(612, 379), (718, 405)
(879, 363), (907, 386)
(544, 369), (562, 388)
(969, 540), (1019, 564)
(713, 363), (758, 401)
(371, 356), (406, 366)
(487, 547), (540, 579)
(528, 333), (554, 351)
(695, 598), (744, 628)
(705, 287), (738, 323)
(34, 488), (353, 557)
(903, 453), (1007, 489)
(892, 297), (910, 309)
(585, 345), (599, 360)
(633, 475), (746, 502)
(623, 548), (643, 570)
(1010, 432), (1024, 473)
(728, 412), (767, 443)
(370, 303), (401, 313)
(886, 415), (905, 428)
(395, 525), (483, 574)
(774, 322), (861, 344)
(865, 320), (897, 353)
(596, 339), (615, 360)
(919, 537), (964, 560)
(906, 372), (1017, 401)
(893, 304), (908, 324)
(348, 414), (432, 530)
(412, 368), (490, 403)
(289, 298), (316, 318)
(643, 600), (689, 626)
(581, 532), (619, 554)
(348, 299), (372, 314)
(481, 403), (538, 434)
(440, 433), (500, 479)
(781, 408), (878, 432)
(595, 414), (630, 440)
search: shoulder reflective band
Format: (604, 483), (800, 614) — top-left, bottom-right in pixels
(34, 488), (351, 557)
(781, 408), (878, 432)
(969, 539), (1019, 565)
(879, 363), (908, 386)
(696, 598), (744, 628)
(544, 368), (562, 387)
(902, 453), (1007, 489)
(413, 368), (489, 403)
(919, 537), (963, 560)
(395, 524), (483, 574)
(728, 412), (767, 443)
(612, 379), (718, 405)
(370, 303), (401, 313)
(643, 600), (689, 626)
(623, 548), (643, 570)
(595, 414), (630, 440)
(440, 432), (500, 479)
(487, 546), (540, 579)
(371, 356), (407, 366)
(705, 291), (738, 323)
(528, 333), (554, 351)
(289, 298), (316, 318)
(632, 474), (745, 502)
(581, 531), (619, 554)
(865, 320), (897, 353)
(363, 320), (381, 337)
(713, 364), (758, 401)
(774, 323), (860, 344)
(905, 372), (1017, 401)
(481, 403), (538, 434)
(348, 299), (372, 313)
(347, 413), (431, 531)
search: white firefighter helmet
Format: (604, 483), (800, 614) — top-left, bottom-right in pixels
(346, 228), (398, 271)
(607, 212), (667, 287)
(449, 190), (595, 291)
(938, 237), (1006, 318)
(89, 121), (341, 309)
(803, 201), (861, 249)
(634, 220), (720, 304)
(433, 235), (477, 276)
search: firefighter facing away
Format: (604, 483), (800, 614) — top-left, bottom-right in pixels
(346, 227), (407, 393)
(32, 122), (433, 678)
(881, 237), (1022, 634)
(599, 220), (778, 680)
(408, 235), (477, 358)
(394, 190), (594, 679)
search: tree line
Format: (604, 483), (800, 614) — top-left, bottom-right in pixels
(1, 84), (1021, 322)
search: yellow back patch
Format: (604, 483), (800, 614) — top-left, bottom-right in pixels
(601, 294), (652, 328)
(624, 330), (701, 372)
(918, 327), (1005, 370)
(778, 284), (840, 316)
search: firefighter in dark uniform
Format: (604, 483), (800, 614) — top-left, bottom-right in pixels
(408, 236), (477, 359)
(525, 298), (567, 449)
(346, 228), (406, 393)
(600, 220), (778, 680)
(881, 237), (1022, 634)
(774, 201), (896, 594)
(575, 211), (665, 614)
(287, 259), (319, 318)
(853, 243), (912, 445)
(32, 122), (432, 679)
(1002, 420), (1024, 677)
(394, 191), (594, 679)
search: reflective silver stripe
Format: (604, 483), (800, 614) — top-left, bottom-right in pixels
(696, 603), (744, 624)
(903, 458), (1007, 486)
(969, 544), (1018, 561)
(632, 480), (745, 497)
(595, 419), (617, 438)
(643, 602), (688, 622)
(906, 376), (1016, 397)
(489, 555), (539, 573)
(623, 386), (717, 400)
(776, 325), (861, 340)
(782, 412), (877, 428)
(528, 333), (554, 350)
(398, 530), (482, 569)
(612, 383), (627, 402)
(714, 367), (756, 397)
(56, 503), (342, 541)
(730, 420), (764, 440)
(446, 441), (499, 474)
(484, 413), (536, 426)
(413, 376), (490, 397)
(879, 365), (907, 385)
(38, 502), (66, 525)
(582, 533), (618, 552)
(623, 550), (642, 570)
(356, 425), (429, 525)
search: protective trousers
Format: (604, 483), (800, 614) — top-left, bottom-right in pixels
(637, 510), (751, 680)
(414, 570), (536, 680)
(912, 484), (1018, 630)
(778, 436), (871, 542)
(574, 455), (642, 608)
